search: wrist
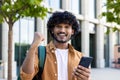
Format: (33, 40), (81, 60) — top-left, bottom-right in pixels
(31, 40), (41, 48)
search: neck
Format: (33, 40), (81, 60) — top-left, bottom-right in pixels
(54, 41), (68, 49)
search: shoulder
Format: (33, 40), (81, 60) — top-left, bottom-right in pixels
(68, 43), (83, 58)
(74, 49), (83, 58)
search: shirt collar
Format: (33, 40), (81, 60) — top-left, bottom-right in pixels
(46, 41), (75, 54)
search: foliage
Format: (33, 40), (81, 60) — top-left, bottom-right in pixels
(102, 0), (120, 33)
(0, 0), (48, 24)
(0, 0), (49, 80)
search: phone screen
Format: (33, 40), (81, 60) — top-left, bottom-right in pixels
(79, 57), (93, 68)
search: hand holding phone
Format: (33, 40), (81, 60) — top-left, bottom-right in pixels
(79, 56), (93, 68)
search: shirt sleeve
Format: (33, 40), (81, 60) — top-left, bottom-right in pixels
(20, 50), (39, 80)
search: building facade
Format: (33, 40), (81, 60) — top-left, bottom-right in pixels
(0, 0), (120, 79)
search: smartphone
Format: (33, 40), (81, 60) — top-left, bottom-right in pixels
(79, 56), (93, 68)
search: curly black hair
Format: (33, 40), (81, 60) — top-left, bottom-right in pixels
(47, 11), (80, 38)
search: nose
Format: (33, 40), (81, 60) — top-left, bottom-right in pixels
(59, 27), (65, 32)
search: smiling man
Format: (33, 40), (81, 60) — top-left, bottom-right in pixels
(20, 11), (91, 80)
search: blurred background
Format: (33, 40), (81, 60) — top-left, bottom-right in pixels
(0, 0), (120, 80)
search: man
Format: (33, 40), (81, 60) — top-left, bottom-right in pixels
(20, 11), (91, 80)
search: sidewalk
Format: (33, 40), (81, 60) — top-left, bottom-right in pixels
(0, 68), (119, 80)
(91, 68), (120, 80)
(0, 78), (17, 80)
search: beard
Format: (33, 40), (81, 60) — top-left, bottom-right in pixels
(52, 33), (72, 43)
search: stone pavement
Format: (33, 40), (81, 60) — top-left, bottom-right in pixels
(0, 68), (119, 80)
(91, 68), (120, 80)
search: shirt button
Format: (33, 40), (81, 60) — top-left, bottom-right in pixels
(55, 73), (57, 76)
(54, 61), (57, 64)
(51, 50), (54, 53)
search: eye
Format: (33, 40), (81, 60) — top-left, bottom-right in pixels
(65, 26), (69, 29)
(65, 25), (72, 29)
(55, 25), (61, 28)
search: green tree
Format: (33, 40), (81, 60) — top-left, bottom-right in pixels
(102, 0), (120, 33)
(0, 0), (48, 80)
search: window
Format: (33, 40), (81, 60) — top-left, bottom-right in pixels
(70, 0), (81, 14)
(104, 27), (110, 67)
(113, 31), (119, 45)
(14, 18), (35, 75)
(88, 0), (96, 18)
(46, 0), (62, 9)
(13, 18), (34, 44)
(101, 0), (107, 22)
(89, 23), (96, 34)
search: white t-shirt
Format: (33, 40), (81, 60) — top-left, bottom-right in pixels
(55, 48), (68, 80)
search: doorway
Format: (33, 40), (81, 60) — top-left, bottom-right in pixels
(89, 34), (96, 68)
(71, 32), (81, 52)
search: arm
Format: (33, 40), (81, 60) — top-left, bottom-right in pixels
(21, 32), (45, 74)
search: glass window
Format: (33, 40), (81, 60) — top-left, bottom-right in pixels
(104, 27), (110, 67)
(88, 0), (96, 19)
(102, 0), (107, 12)
(114, 31), (119, 45)
(104, 27), (107, 33)
(70, 0), (81, 14)
(13, 18), (34, 44)
(89, 23), (96, 34)
(46, 0), (62, 9)
(14, 18), (34, 76)
(101, 0), (107, 22)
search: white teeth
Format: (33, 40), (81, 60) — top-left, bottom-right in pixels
(59, 34), (65, 36)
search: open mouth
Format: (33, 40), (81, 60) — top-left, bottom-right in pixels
(58, 33), (67, 38)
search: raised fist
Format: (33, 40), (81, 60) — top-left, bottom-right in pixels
(32, 32), (45, 46)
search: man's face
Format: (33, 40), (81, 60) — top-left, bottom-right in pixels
(52, 23), (74, 43)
